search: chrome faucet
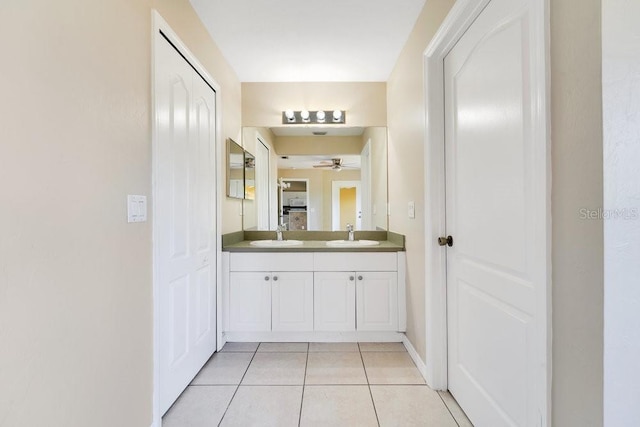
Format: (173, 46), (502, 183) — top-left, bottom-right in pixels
(346, 224), (355, 241)
(276, 225), (285, 241)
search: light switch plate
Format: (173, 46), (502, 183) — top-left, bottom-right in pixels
(408, 201), (416, 219)
(127, 195), (147, 223)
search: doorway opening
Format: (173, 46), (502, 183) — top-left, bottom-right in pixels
(332, 180), (361, 231)
(279, 178), (309, 230)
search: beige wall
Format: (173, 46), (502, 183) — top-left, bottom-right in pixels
(242, 82), (387, 127)
(386, 0), (455, 363)
(551, 0), (604, 425)
(275, 135), (363, 155)
(0, 1), (241, 426)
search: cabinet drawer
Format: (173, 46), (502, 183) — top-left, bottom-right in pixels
(230, 253), (314, 272)
(314, 252), (397, 272)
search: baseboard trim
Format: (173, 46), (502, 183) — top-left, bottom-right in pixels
(402, 335), (428, 381)
(224, 331), (405, 342)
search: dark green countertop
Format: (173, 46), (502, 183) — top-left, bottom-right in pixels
(222, 230), (405, 252)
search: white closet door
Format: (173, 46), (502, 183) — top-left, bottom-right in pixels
(155, 34), (217, 415)
(444, 0), (546, 425)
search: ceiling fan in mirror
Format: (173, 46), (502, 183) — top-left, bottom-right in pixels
(312, 158), (358, 172)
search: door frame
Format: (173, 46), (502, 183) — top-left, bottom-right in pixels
(254, 134), (270, 230)
(151, 10), (223, 427)
(360, 139), (372, 230)
(280, 178), (310, 229)
(422, 0), (551, 423)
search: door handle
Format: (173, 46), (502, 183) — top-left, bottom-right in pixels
(349, 276), (355, 281)
(264, 276), (270, 281)
(438, 236), (453, 247)
(273, 276), (278, 281)
(358, 275), (363, 281)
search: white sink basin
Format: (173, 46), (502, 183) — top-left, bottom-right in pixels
(249, 239), (304, 247)
(325, 239), (380, 247)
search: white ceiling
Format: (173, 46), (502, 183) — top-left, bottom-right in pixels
(190, 0), (427, 82)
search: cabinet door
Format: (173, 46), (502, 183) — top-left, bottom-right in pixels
(229, 272), (271, 331)
(314, 272), (356, 331)
(272, 272), (314, 331)
(356, 272), (398, 331)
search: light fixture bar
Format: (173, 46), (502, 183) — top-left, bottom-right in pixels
(281, 110), (346, 125)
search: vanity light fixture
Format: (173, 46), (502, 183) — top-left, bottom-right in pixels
(281, 109), (346, 125)
(284, 109), (295, 122)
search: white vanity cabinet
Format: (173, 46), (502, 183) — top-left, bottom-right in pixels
(229, 272), (271, 331)
(271, 272), (313, 331)
(227, 253), (314, 333)
(228, 271), (313, 332)
(314, 253), (399, 332)
(222, 251), (406, 340)
(355, 272), (398, 331)
(313, 272), (356, 331)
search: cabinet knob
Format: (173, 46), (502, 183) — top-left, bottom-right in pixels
(264, 276), (270, 281)
(273, 276), (278, 281)
(349, 276), (355, 281)
(358, 275), (363, 281)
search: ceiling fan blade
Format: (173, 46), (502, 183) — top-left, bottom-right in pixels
(313, 164), (333, 168)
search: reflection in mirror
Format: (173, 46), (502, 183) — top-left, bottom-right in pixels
(226, 138), (245, 199)
(242, 126), (388, 231)
(279, 178), (309, 230)
(244, 150), (255, 200)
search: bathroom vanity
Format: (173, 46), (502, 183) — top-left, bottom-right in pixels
(220, 232), (406, 344)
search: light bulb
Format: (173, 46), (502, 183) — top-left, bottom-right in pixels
(285, 109), (295, 122)
(333, 110), (343, 122)
(316, 110), (326, 122)
(300, 110), (310, 122)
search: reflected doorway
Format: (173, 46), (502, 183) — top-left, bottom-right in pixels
(279, 178), (309, 230)
(332, 181), (361, 231)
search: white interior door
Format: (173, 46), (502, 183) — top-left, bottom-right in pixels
(444, 0), (545, 425)
(155, 34), (217, 415)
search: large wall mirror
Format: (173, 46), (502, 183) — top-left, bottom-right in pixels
(242, 126), (388, 231)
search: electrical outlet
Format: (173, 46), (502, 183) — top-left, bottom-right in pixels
(408, 201), (416, 219)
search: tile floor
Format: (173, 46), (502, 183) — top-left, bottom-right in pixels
(163, 342), (473, 427)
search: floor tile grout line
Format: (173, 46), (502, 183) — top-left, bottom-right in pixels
(298, 343), (310, 427)
(358, 342), (381, 427)
(216, 347), (259, 427)
(437, 391), (463, 427)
